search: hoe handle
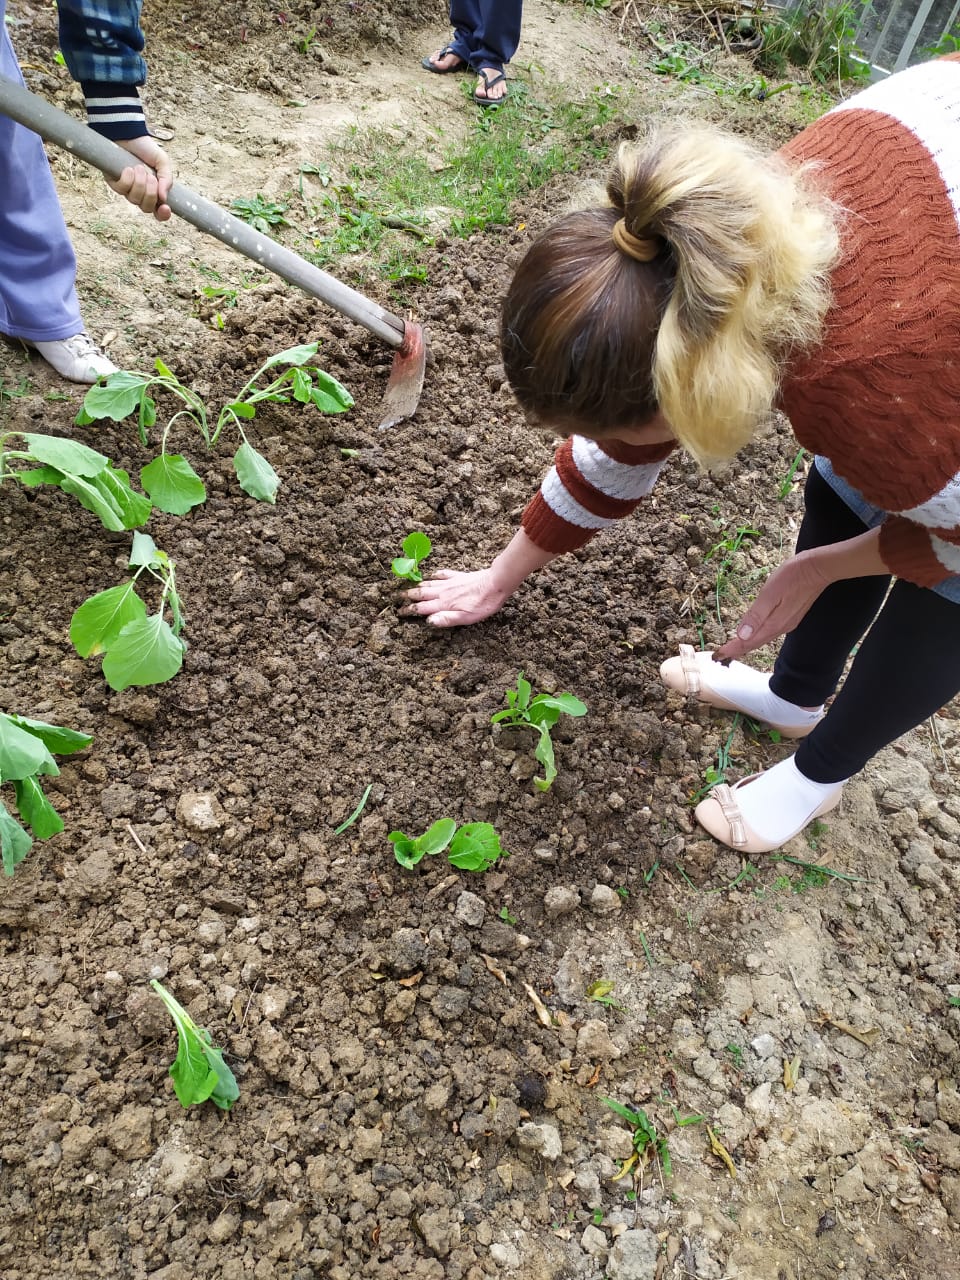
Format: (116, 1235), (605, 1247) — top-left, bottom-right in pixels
(0, 74), (405, 348)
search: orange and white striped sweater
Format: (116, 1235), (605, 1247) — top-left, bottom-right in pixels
(521, 55), (960, 589)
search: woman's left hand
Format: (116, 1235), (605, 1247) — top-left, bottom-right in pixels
(714, 548), (833, 661)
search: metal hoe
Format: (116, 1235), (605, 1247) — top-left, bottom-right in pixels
(0, 75), (426, 429)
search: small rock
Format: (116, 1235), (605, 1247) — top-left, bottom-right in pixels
(876, 758), (936, 815)
(534, 845), (557, 863)
(745, 1082), (773, 1122)
(834, 1163), (871, 1203)
(516, 1122), (563, 1160)
(937, 1086), (960, 1128)
(940, 1175), (960, 1224)
(580, 1223), (609, 1258)
(106, 1105), (153, 1160)
(418, 1208), (460, 1258)
(544, 886), (580, 918)
(576, 1019), (621, 1061)
(206, 1211), (240, 1244)
(590, 885), (623, 915)
(600, 1125), (634, 1161)
(388, 927), (427, 974)
(353, 1126), (383, 1161)
(175, 791), (226, 832)
(490, 1242), (520, 1268)
(455, 891), (485, 928)
(157, 1146), (207, 1194)
(607, 1228), (660, 1279)
(260, 986), (290, 1021)
(750, 1033), (777, 1059)
(431, 985), (470, 1021)
(100, 783), (139, 819)
(60, 1124), (97, 1163)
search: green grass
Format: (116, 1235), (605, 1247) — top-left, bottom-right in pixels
(267, 80), (625, 290)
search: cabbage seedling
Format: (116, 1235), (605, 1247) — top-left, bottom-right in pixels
(76, 343), (353, 509)
(389, 819), (507, 873)
(491, 671), (587, 791)
(0, 713), (92, 875)
(391, 531), (432, 583)
(70, 531), (186, 690)
(0, 430), (151, 530)
(150, 980), (240, 1110)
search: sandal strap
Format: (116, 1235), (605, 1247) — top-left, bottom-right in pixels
(678, 644), (701, 696)
(711, 785), (746, 848)
(477, 69), (507, 89)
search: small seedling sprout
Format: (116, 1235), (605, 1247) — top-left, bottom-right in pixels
(389, 819), (507, 873)
(70, 532), (186, 690)
(491, 671), (587, 791)
(391, 532), (432, 583)
(150, 980), (240, 1110)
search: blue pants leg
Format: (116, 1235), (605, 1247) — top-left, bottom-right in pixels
(0, 2), (83, 342)
(449, 0), (522, 72)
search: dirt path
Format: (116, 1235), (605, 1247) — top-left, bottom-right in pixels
(2, 3), (959, 1279)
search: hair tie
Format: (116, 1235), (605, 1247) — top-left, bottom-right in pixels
(611, 218), (661, 263)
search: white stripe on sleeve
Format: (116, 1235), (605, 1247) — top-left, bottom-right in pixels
(930, 531), (960, 574)
(898, 472), (960, 531)
(571, 436), (666, 501)
(540, 468), (616, 531)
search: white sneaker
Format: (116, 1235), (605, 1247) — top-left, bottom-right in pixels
(30, 333), (118, 384)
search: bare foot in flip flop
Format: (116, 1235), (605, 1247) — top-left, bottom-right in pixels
(474, 67), (508, 107)
(422, 45), (467, 73)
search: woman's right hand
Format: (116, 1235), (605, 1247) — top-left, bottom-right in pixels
(401, 568), (512, 628)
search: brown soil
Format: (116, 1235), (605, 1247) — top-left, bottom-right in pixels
(2, 3), (959, 1279)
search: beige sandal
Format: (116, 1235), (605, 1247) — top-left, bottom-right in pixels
(695, 775), (842, 853)
(660, 644), (823, 740)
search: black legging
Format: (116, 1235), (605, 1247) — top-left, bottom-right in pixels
(769, 464), (960, 784)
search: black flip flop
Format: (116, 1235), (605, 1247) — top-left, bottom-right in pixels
(422, 44), (468, 74)
(473, 69), (508, 109)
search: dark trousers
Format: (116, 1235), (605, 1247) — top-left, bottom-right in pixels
(449, 0), (522, 71)
(769, 465), (960, 783)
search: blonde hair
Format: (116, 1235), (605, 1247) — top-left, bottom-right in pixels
(501, 122), (840, 466)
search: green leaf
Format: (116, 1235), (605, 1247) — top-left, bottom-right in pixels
(291, 368), (312, 403)
(225, 400), (257, 420)
(141, 454), (207, 514)
(0, 714), (58, 782)
(55, 472), (127, 531)
(448, 822), (504, 872)
(391, 556), (421, 582)
(76, 370), (151, 423)
(90, 464), (153, 529)
(309, 369), (354, 413)
(402, 532), (431, 563)
(150, 980), (240, 1110)
(418, 818), (456, 855)
(21, 433), (108, 476)
(528, 702), (561, 729)
(129, 531), (159, 568)
(101, 614), (185, 690)
(261, 341), (320, 370)
(534, 693), (587, 717)
(70, 581), (147, 658)
(154, 357), (175, 378)
(5, 715), (92, 757)
(233, 442), (279, 503)
(602, 1097), (643, 1127)
(388, 832), (423, 869)
(0, 801), (33, 876)
(13, 776), (63, 840)
(17, 465), (68, 487)
(517, 673), (532, 706)
(533, 725), (557, 792)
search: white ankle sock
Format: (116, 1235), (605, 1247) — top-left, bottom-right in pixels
(733, 756), (846, 844)
(703, 655), (823, 730)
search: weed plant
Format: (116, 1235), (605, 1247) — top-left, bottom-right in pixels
(757, 0), (872, 87)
